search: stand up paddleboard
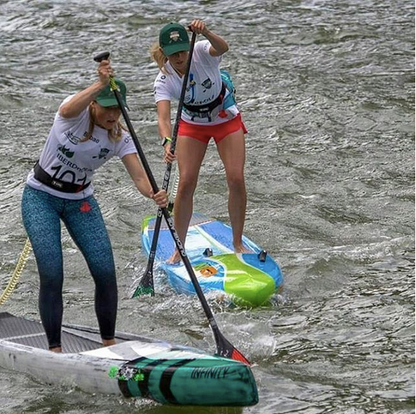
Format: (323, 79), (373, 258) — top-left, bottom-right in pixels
(140, 212), (283, 306)
(0, 312), (258, 406)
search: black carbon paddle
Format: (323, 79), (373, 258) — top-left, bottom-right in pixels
(93, 51), (250, 365)
(133, 30), (197, 298)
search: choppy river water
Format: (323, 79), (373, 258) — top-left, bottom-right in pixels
(0, 1), (414, 413)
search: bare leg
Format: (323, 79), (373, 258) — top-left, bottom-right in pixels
(217, 128), (250, 253)
(168, 136), (208, 263)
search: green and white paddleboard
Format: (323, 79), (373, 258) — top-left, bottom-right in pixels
(0, 312), (258, 406)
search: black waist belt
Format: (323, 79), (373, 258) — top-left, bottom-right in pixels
(183, 83), (226, 114)
(33, 162), (91, 193)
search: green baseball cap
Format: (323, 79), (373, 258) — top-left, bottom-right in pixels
(159, 22), (190, 56)
(96, 79), (128, 109)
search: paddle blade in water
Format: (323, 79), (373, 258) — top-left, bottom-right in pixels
(132, 285), (154, 297)
(132, 270), (154, 298)
(215, 331), (251, 365)
(230, 348), (251, 366)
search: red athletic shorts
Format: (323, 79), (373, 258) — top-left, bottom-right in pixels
(177, 113), (247, 144)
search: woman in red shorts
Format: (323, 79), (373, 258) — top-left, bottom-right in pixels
(151, 19), (249, 263)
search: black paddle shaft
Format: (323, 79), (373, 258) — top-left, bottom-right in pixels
(135, 31), (197, 296)
(92, 51), (249, 363)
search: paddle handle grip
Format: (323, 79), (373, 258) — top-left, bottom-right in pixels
(94, 51), (110, 62)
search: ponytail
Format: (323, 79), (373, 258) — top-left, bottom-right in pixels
(150, 41), (171, 75)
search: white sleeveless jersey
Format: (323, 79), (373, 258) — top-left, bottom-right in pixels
(153, 40), (239, 125)
(26, 95), (137, 200)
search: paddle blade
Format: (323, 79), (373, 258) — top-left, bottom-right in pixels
(215, 331), (251, 366)
(132, 284), (154, 297)
(229, 347), (251, 366)
(132, 269), (155, 298)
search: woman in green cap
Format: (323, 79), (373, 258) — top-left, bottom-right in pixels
(21, 57), (168, 352)
(151, 19), (249, 263)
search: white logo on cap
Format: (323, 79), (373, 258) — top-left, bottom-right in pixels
(169, 31), (181, 42)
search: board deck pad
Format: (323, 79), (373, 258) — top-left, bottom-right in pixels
(141, 213), (283, 306)
(0, 312), (101, 352)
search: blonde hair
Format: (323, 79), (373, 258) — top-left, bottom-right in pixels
(81, 104), (126, 143)
(150, 41), (172, 75)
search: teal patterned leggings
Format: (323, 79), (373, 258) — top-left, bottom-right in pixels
(21, 185), (117, 349)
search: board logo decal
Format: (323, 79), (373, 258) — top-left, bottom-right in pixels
(194, 263), (217, 277)
(191, 366), (231, 380)
(108, 365), (144, 382)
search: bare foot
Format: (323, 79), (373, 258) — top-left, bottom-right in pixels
(102, 338), (116, 347)
(234, 244), (252, 254)
(167, 249), (182, 264)
(50, 346), (62, 353)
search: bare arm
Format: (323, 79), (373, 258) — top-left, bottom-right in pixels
(189, 20), (229, 57)
(156, 100), (176, 163)
(59, 60), (113, 119)
(157, 100), (172, 139)
(122, 153), (168, 207)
